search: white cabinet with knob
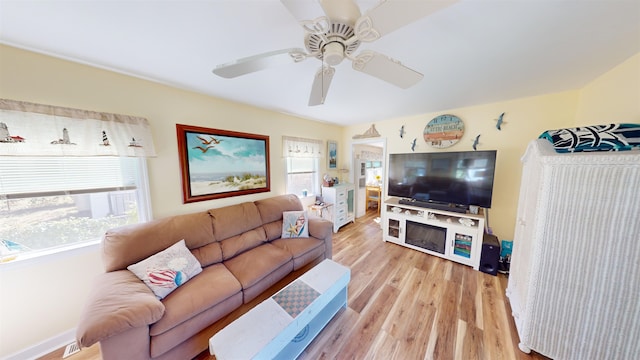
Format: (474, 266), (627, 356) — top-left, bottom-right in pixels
(322, 183), (355, 233)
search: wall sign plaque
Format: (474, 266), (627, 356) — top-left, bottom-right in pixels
(423, 114), (465, 148)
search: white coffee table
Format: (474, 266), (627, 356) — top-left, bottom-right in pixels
(209, 259), (350, 360)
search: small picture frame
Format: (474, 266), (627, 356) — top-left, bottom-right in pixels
(327, 140), (337, 169)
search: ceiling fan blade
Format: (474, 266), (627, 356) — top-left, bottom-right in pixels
(355, 0), (459, 42)
(309, 66), (335, 106)
(280, 0), (324, 24)
(319, 0), (361, 26)
(212, 48), (306, 78)
(352, 50), (423, 89)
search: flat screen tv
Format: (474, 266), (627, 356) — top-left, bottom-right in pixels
(388, 150), (497, 209)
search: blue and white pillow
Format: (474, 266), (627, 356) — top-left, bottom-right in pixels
(539, 123), (640, 153)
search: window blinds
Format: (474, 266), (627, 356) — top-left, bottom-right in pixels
(0, 157), (138, 198)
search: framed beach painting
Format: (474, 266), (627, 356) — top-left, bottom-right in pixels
(176, 124), (270, 203)
(327, 140), (337, 169)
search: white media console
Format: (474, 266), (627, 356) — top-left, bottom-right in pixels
(383, 197), (485, 270)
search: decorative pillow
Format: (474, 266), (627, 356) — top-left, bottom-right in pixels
(539, 123), (640, 153)
(127, 239), (202, 299)
(281, 211), (309, 238)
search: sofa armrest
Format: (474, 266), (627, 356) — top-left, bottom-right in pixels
(308, 217), (333, 259)
(76, 270), (165, 347)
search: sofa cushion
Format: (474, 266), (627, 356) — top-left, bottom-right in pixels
(150, 263), (242, 336)
(263, 220), (283, 241)
(224, 243), (293, 303)
(255, 194), (303, 224)
(191, 241), (223, 267)
(256, 194), (304, 241)
(150, 291), (243, 358)
(102, 211), (214, 272)
(219, 227), (268, 261)
(243, 259), (294, 304)
(271, 237), (325, 270)
(76, 270), (165, 347)
(208, 202), (263, 241)
(127, 240), (203, 299)
(281, 210), (309, 238)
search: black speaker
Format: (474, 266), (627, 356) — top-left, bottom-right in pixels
(480, 234), (500, 276)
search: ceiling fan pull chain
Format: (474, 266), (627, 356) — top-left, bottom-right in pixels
(321, 50), (325, 103)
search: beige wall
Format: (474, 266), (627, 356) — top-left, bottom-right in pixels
(575, 53), (640, 126)
(1, 43), (638, 356)
(344, 91), (580, 241)
(342, 51), (640, 247)
(343, 53), (640, 240)
(0, 248), (102, 357)
(0, 44), (343, 357)
(0, 45), (345, 218)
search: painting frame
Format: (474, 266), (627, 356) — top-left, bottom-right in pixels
(328, 140), (337, 169)
(176, 124), (270, 203)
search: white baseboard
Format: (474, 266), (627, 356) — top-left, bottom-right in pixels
(1, 328), (76, 360)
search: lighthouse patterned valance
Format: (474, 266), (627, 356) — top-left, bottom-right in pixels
(282, 136), (324, 159)
(0, 99), (156, 157)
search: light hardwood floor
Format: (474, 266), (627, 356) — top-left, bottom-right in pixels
(40, 209), (549, 360)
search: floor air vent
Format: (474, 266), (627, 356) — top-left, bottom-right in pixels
(62, 341), (80, 358)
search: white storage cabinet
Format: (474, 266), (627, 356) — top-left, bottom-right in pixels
(506, 139), (640, 359)
(322, 183), (355, 233)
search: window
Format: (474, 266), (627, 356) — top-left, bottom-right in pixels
(0, 156), (151, 261)
(365, 161), (383, 185)
(286, 157), (319, 196)
(0, 99), (157, 263)
(282, 136), (324, 197)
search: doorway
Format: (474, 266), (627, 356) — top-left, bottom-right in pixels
(351, 138), (386, 220)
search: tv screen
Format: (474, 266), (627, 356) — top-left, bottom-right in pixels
(388, 150), (497, 208)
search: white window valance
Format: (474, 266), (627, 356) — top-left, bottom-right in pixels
(0, 99), (156, 157)
(282, 136), (324, 159)
(360, 150), (383, 161)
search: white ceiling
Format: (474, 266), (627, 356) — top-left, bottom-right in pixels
(1, 0), (639, 126)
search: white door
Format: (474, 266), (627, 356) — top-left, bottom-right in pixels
(351, 139), (386, 219)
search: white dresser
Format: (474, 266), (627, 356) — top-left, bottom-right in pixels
(322, 183), (355, 232)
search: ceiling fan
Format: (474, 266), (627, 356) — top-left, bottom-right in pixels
(212, 0), (458, 106)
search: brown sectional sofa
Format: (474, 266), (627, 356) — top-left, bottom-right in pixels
(76, 194), (333, 360)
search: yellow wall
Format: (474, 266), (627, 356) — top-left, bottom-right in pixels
(1, 43), (638, 356)
(0, 45), (345, 218)
(345, 51), (640, 241)
(344, 91), (579, 240)
(0, 44), (343, 357)
(575, 53), (640, 125)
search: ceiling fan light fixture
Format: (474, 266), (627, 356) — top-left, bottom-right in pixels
(323, 41), (345, 66)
